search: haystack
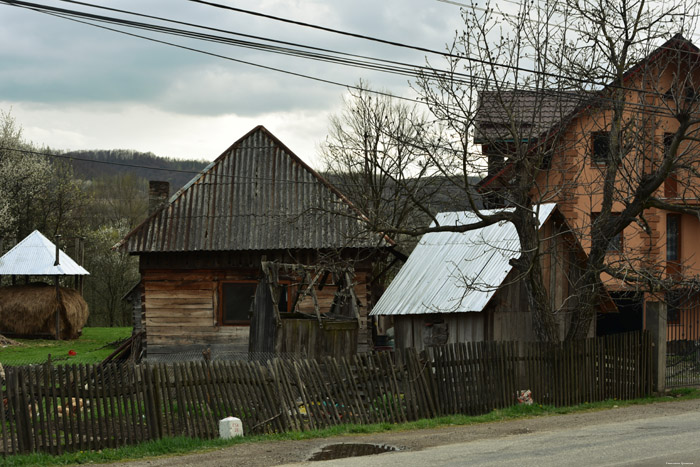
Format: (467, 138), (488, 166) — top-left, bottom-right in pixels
(0, 283), (89, 340)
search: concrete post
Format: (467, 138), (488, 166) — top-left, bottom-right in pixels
(646, 301), (667, 394)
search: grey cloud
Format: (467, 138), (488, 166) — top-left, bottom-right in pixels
(1, 0), (464, 115)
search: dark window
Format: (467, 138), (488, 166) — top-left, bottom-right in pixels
(221, 282), (257, 324)
(667, 214), (680, 261)
(592, 131), (610, 164)
(485, 143), (508, 176)
(278, 284), (289, 313)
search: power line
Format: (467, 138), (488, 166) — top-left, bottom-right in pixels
(0, 0), (697, 136)
(14, 0), (671, 93)
(2, 0), (693, 120)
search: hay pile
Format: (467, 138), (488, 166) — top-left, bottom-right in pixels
(0, 283), (89, 340)
(0, 334), (22, 347)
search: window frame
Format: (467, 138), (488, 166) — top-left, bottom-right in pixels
(218, 280), (258, 326)
(217, 280), (294, 326)
(666, 214), (681, 262)
(591, 131), (610, 165)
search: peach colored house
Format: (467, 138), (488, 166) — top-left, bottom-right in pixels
(477, 34), (700, 341)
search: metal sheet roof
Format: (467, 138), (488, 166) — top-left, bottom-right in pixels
(118, 126), (384, 253)
(370, 204), (556, 316)
(0, 230), (89, 276)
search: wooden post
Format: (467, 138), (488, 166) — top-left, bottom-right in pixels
(55, 276), (61, 340)
(646, 301), (667, 394)
(54, 235), (61, 340)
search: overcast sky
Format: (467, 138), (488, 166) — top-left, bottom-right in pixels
(0, 0), (466, 168)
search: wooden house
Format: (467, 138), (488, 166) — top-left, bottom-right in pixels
(370, 204), (613, 353)
(117, 126), (390, 360)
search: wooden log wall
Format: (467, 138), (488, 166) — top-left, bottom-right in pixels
(142, 268), (372, 358)
(1, 331), (652, 456)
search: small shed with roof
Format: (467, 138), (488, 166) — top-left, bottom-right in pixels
(0, 230), (89, 340)
(117, 126), (392, 360)
(370, 204), (608, 351)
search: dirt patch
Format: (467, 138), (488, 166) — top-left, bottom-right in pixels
(81, 398), (700, 467)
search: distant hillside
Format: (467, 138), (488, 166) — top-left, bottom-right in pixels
(65, 149), (209, 192)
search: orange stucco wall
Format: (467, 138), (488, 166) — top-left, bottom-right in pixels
(529, 59), (700, 294)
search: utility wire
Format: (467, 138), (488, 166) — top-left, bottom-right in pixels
(46, 0), (694, 94)
(2, 0), (694, 120)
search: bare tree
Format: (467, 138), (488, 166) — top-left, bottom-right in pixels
(324, 0), (700, 342)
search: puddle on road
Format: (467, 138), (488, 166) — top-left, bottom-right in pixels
(308, 443), (399, 461)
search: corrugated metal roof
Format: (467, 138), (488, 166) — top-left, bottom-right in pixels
(0, 230), (89, 276)
(370, 204), (556, 316)
(118, 126), (385, 253)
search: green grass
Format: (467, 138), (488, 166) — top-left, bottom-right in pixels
(0, 327), (131, 365)
(3, 388), (699, 466)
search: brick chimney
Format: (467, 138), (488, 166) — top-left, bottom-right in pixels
(148, 181), (170, 215)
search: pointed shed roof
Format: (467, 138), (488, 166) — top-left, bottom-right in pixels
(370, 204), (556, 316)
(0, 230), (89, 276)
(118, 126), (385, 253)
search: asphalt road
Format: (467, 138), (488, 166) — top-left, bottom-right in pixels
(87, 398), (700, 467)
(285, 408), (700, 467)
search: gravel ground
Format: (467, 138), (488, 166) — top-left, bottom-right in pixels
(84, 397), (700, 467)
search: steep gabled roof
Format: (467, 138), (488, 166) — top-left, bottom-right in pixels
(477, 34), (700, 189)
(370, 204), (557, 316)
(0, 230), (89, 276)
(118, 126), (385, 253)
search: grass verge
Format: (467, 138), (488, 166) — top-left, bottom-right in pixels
(0, 327), (131, 365)
(3, 387), (698, 466)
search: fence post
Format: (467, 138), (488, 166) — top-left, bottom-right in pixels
(646, 301), (667, 394)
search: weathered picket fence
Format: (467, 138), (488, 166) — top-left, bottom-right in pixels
(1, 331), (652, 455)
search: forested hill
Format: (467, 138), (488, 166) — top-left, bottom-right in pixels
(65, 149), (209, 192)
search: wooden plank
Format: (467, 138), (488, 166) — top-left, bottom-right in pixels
(340, 356), (367, 425)
(145, 298), (214, 308)
(185, 362), (207, 438)
(324, 357), (353, 426)
(145, 281), (215, 291)
(133, 364), (148, 442)
(292, 361), (316, 430)
(0, 367), (9, 455)
(191, 363), (212, 438)
(145, 310), (214, 320)
(71, 365), (85, 452)
(221, 362), (246, 433)
(143, 319), (216, 328)
(382, 352), (406, 423)
(113, 364), (129, 445)
(177, 363), (198, 438)
(116, 364), (132, 443)
(313, 359), (342, 427)
(26, 366), (40, 452)
(57, 365), (71, 452)
(171, 363), (188, 436)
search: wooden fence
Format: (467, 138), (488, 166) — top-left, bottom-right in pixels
(1, 331), (652, 456)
